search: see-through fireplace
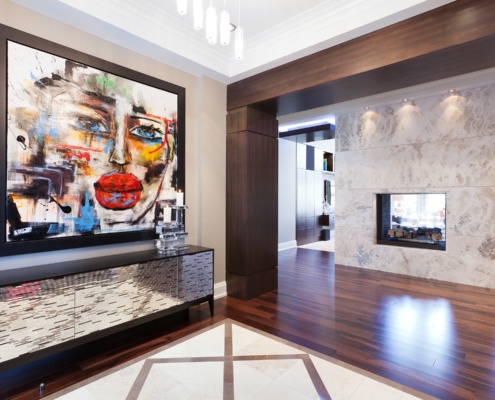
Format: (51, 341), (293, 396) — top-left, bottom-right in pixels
(376, 193), (446, 251)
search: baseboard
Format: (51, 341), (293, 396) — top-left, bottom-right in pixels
(214, 281), (227, 299)
(278, 240), (297, 252)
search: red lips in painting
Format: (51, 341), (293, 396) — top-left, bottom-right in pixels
(94, 173), (143, 210)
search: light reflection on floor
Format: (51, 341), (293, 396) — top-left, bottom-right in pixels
(382, 296), (455, 373)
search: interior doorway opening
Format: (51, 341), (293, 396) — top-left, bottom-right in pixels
(278, 122), (336, 253)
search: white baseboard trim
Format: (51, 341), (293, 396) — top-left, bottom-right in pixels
(278, 240), (297, 252)
(214, 281), (227, 299)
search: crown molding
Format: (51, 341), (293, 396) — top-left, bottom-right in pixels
(10, 0), (454, 83)
(228, 0), (454, 77)
(57, 0), (232, 75)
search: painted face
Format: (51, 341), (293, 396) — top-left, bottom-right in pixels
(7, 42), (178, 237)
(42, 86), (175, 226)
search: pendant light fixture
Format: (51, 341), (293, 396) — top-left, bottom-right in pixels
(234, 0), (244, 59)
(176, 0), (244, 59)
(220, 0), (231, 45)
(235, 26), (243, 59)
(205, 0), (218, 44)
(193, 0), (203, 30)
(177, 0), (187, 15)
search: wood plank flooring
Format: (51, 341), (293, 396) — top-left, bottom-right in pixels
(2, 248), (495, 399)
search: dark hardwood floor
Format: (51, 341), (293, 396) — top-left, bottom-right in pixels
(2, 248), (495, 399)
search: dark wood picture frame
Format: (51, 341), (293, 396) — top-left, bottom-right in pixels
(0, 24), (185, 257)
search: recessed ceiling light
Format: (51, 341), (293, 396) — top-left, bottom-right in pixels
(278, 118), (334, 132)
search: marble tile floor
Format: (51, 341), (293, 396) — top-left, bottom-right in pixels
(44, 319), (436, 400)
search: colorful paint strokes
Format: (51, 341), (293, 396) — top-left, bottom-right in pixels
(6, 41), (178, 241)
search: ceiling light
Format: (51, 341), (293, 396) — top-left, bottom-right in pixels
(234, 0), (243, 59)
(220, 6), (231, 45)
(235, 26), (244, 59)
(193, 0), (203, 30)
(279, 118), (334, 132)
(177, 0), (244, 59)
(177, 0), (187, 15)
(206, 1), (218, 44)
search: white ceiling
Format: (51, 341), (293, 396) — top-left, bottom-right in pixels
(11, 0), (454, 84)
(12, 0), (495, 151)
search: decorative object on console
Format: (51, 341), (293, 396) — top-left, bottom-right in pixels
(0, 24), (185, 257)
(176, 190), (184, 206)
(155, 191), (189, 253)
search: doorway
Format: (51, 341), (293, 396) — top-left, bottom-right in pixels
(278, 122), (335, 253)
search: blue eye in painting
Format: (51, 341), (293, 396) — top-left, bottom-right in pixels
(130, 123), (164, 142)
(75, 116), (109, 134)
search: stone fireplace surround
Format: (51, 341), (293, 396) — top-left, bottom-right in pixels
(335, 82), (495, 289)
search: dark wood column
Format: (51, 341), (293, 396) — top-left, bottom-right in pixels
(226, 106), (278, 300)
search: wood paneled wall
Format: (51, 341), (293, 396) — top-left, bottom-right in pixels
(226, 107), (278, 300)
(227, 0), (495, 116)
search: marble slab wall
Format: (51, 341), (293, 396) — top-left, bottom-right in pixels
(335, 84), (495, 288)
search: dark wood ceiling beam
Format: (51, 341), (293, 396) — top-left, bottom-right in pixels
(227, 0), (495, 115)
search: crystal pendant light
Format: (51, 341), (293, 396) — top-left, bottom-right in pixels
(220, 1), (230, 45)
(234, 0), (243, 59)
(206, 1), (218, 44)
(176, 0), (245, 58)
(177, 0), (187, 15)
(193, 0), (203, 30)
(234, 26), (243, 59)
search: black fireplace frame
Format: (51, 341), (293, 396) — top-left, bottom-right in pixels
(376, 193), (446, 251)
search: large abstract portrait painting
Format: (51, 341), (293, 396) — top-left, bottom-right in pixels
(0, 25), (185, 256)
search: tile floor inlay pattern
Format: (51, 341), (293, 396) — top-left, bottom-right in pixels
(45, 319), (436, 400)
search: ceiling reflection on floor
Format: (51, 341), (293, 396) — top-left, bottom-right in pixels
(380, 295), (455, 372)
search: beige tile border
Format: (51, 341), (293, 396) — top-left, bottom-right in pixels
(45, 318), (436, 400)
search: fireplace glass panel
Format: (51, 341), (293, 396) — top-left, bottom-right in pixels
(377, 193), (446, 250)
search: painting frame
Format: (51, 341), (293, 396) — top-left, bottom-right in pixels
(0, 24), (186, 257)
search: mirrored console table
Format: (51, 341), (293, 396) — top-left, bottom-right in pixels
(0, 246), (213, 369)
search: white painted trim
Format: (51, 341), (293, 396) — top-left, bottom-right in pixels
(214, 281), (227, 299)
(278, 240), (298, 252)
(13, 0), (454, 82)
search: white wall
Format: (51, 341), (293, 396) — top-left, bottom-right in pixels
(278, 139), (297, 250)
(196, 76), (227, 284)
(0, 0), (226, 286)
(335, 83), (495, 288)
